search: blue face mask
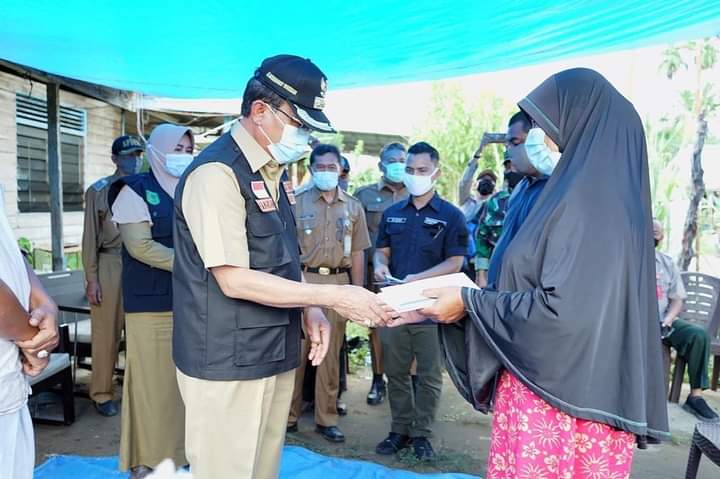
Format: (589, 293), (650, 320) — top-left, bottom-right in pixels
(384, 162), (406, 183)
(313, 171), (339, 191)
(117, 156), (143, 175)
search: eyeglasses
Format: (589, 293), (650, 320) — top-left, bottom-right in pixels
(269, 105), (309, 131)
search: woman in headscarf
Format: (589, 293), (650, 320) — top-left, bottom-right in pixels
(110, 123), (194, 478)
(395, 69), (669, 478)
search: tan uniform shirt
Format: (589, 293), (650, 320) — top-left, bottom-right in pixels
(354, 179), (409, 253)
(296, 186), (370, 269)
(181, 122), (284, 269)
(82, 172), (123, 282)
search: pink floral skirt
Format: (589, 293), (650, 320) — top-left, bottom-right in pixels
(487, 371), (635, 479)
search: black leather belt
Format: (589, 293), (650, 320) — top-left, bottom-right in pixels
(302, 265), (351, 276)
(99, 247), (122, 255)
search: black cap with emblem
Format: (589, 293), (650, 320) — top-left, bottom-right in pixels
(111, 135), (145, 155)
(254, 54), (334, 133)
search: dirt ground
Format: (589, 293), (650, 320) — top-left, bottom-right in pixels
(35, 368), (720, 478)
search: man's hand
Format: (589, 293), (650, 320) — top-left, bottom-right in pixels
(21, 349), (49, 377)
(661, 316), (675, 328)
(86, 280), (102, 306)
(303, 307), (331, 366)
(387, 310), (427, 328)
(403, 273), (422, 283)
(329, 285), (397, 328)
(419, 287), (466, 324)
(16, 302), (59, 357)
(373, 264), (391, 282)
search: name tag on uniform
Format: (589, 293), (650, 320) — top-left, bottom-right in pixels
(255, 198), (277, 213)
(283, 181), (296, 205)
(386, 217), (407, 224)
(423, 217), (447, 227)
(251, 181), (270, 199)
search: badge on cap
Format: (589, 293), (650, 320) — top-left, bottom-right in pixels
(255, 198), (277, 213)
(283, 181), (296, 205)
(251, 181), (270, 199)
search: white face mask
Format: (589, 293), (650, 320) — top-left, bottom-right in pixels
(403, 168), (437, 196)
(259, 106), (311, 165)
(164, 153), (194, 177)
(313, 171), (339, 191)
(525, 128), (561, 176)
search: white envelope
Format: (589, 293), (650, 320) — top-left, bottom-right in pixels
(377, 273), (479, 313)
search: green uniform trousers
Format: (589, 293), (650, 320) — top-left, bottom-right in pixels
(380, 324), (442, 437)
(665, 319), (711, 390)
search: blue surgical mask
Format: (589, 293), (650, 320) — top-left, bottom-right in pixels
(525, 128), (561, 175)
(313, 171), (339, 191)
(384, 162), (406, 183)
(118, 156), (143, 175)
(164, 153), (194, 177)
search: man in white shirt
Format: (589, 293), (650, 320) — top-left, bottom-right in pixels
(0, 186), (59, 479)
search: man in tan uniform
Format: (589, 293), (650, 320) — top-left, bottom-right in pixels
(81, 135), (144, 416)
(288, 144), (370, 443)
(172, 55), (393, 479)
(354, 142), (408, 405)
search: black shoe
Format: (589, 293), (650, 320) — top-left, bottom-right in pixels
(683, 395), (720, 422)
(130, 465), (153, 479)
(336, 400), (348, 416)
(375, 432), (411, 455)
(412, 436), (436, 461)
(316, 425), (345, 443)
(367, 375), (386, 405)
(286, 422), (298, 433)
(94, 400), (119, 417)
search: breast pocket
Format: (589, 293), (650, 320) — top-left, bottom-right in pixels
(384, 222), (407, 250)
(420, 224), (446, 253)
(297, 216), (318, 256)
(247, 213), (292, 270)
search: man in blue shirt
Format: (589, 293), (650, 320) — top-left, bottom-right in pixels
(373, 142), (468, 461)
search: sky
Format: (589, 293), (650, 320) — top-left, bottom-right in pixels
(323, 43), (719, 136)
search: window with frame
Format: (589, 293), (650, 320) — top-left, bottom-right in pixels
(16, 94), (86, 212)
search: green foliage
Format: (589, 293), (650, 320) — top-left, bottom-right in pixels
(412, 83), (514, 203)
(349, 168), (381, 195)
(646, 117), (684, 235)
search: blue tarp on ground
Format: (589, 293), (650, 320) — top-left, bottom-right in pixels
(34, 447), (480, 478)
(2, 1), (719, 97)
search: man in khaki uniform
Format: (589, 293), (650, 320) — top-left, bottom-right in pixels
(81, 135), (144, 417)
(288, 144), (370, 443)
(172, 55), (393, 479)
(354, 142), (408, 405)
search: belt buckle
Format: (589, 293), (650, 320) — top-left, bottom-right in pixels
(318, 267), (331, 276)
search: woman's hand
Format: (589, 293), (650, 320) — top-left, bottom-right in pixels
(419, 287), (466, 324)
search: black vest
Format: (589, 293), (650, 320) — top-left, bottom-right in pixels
(109, 172), (174, 313)
(172, 133), (302, 381)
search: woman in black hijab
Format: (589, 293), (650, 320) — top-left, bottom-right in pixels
(402, 69), (669, 478)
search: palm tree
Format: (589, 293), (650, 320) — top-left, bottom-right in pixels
(661, 38), (720, 270)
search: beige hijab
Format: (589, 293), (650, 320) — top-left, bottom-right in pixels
(111, 124), (193, 224)
(146, 123), (194, 199)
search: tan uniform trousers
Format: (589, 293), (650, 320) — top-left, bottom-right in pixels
(177, 368), (295, 479)
(119, 312), (186, 471)
(89, 252), (124, 403)
(288, 271), (349, 427)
